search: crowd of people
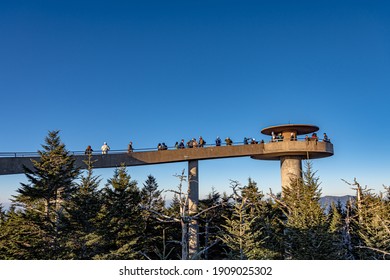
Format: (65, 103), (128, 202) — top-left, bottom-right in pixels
(85, 132), (331, 155)
(303, 132), (330, 143)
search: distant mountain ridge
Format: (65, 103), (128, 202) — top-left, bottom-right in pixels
(320, 195), (355, 210)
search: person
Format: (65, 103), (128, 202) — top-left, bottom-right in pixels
(192, 138), (198, 148)
(323, 133), (330, 143)
(215, 136), (221, 146)
(162, 142), (168, 150)
(199, 136), (206, 147)
(85, 145), (93, 155)
(290, 132), (296, 141)
(178, 139), (185, 149)
(157, 143), (162, 150)
(127, 141), (133, 153)
(305, 135), (310, 141)
(271, 131), (275, 142)
(174, 141), (179, 149)
(311, 133), (318, 142)
(250, 138), (257, 144)
(101, 142), (110, 154)
(225, 137), (233, 146)
(243, 137), (249, 145)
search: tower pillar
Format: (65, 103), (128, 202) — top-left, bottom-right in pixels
(280, 156), (302, 191)
(188, 160), (199, 259)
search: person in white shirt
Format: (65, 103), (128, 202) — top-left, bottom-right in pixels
(101, 142), (110, 154)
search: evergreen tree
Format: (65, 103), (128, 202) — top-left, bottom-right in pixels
(273, 161), (336, 259)
(221, 197), (269, 259)
(64, 154), (103, 259)
(349, 181), (390, 259)
(12, 130), (80, 259)
(241, 178), (263, 213)
(163, 194), (183, 259)
(198, 189), (226, 259)
(95, 164), (142, 259)
(242, 178), (281, 259)
(220, 180), (276, 259)
(0, 204), (5, 226)
(0, 206), (45, 259)
(327, 201), (351, 259)
(139, 175), (166, 259)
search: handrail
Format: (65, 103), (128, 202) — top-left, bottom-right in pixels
(0, 138), (331, 158)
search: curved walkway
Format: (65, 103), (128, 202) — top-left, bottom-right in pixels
(0, 139), (333, 175)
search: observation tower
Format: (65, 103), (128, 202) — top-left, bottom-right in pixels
(0, 123), (333, 258)
(253, 124), (333, 191)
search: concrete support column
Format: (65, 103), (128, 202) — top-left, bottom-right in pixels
(280, 156), (302, 191)
(188, 160), (199, 259)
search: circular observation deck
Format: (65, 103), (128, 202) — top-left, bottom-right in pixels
(261, 124), (319, 136)
(252, 124), (333, 160)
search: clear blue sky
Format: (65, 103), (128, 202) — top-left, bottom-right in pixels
(1, 0), (389, 208)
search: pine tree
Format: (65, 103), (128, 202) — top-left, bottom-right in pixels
(12, 130), (80, 259)
(95, 164), (142, 259)
(63, 154), (103, 259)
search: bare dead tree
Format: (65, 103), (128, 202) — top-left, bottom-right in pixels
(140, 169), (223, 259)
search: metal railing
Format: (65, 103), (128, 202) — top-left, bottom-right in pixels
(0, 137), (331, 158)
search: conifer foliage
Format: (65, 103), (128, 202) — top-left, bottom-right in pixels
(95, 164), (142, 259)
(64, 154), (103, 259)
(347, 180), (390, 259)
(220, 180), (277, 259)
(272, 161), (337, 259)
(10, 130), (80, 259)
(139, 175), (166, 259)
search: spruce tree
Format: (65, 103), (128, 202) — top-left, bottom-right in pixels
(95, 164), (142, 259)
(274, 161), (336, 259)
(163, 194), (183, 259)
(220, 180), (276, 259)
(64, 154), (103, 259)
(139, 175), (166, 259)
(0, 204), (5, 226)
(0, 206), (44, 259)
(12, 130), (80, 259)
(327, 201), (351, 259)
(198, 189), (226, 259)
(349, 182), (390, 259)
(242, 179), (283, 259)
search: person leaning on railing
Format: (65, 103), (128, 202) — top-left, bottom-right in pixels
(323, 133), (331, 143)
(225, 137), (233, 145)
(101, 142), (110, 154)
(85, 145), (93, 155)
